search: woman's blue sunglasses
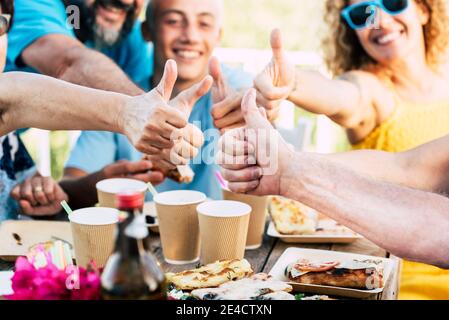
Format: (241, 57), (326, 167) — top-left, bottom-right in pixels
(341, 0), (409, 30)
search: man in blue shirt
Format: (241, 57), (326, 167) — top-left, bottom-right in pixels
(7, 0), (218, 215)
(62, 0), (254, 205)
(5, 0), (154, 215)
(12, 0), (282, 214)
(6, 0), (152, 93)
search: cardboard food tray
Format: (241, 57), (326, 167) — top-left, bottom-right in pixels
(267, 221), (362, 244)
(0, 220), (73, 261)
(268, 247), (395, 299)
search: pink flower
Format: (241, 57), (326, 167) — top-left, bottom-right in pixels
(5, 257), (101, 300)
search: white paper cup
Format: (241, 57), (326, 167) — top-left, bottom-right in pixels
(154, 190), (206, 265)
(197, 200), (251, 265)
(69, 207), (119, 268)
(96, 178), (147, 208)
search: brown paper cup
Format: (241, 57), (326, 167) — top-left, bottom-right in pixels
(69, 207), (119, 268)
(154, 190), (206, 265)
(96, 178), (147, 208)
(197, 200), (251, 265)
(222, 189), (268, 250)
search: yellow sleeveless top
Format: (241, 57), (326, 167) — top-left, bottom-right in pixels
(353, 97), (449, 300)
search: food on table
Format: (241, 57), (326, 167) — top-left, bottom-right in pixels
(190, 273), (294, 300)
(153, 164), (195, 184)
(286, 258), (384, 290)
(298, 294), (334, 300)
(269, 196), (317, 235)
(168, 271), (294, 300)
(101, 192), (166, 300)
(269, 196), (358, 236)
(166, 259), (253, 291)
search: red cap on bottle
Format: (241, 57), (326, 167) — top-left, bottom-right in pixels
(116, 191), (144, 210)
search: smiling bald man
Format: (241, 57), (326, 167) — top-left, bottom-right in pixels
(63, 0), (254, 208)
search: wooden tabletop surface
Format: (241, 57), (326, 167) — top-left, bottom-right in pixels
(0, 223), (400, 300)
(149, 224), (401, 300)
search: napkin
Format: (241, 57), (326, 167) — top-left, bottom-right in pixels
(0, 271), (13, 296)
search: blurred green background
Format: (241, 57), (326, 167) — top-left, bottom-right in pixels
(222, 0), (326, 51)
(22, 0), (349, 180)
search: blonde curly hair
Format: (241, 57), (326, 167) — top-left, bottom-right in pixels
(323, 0), (449, 75)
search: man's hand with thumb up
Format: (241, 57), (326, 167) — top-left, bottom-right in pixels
(121, 59), (212, 166)
(253, 29), (295, 118)
(216, 88), (294, 196)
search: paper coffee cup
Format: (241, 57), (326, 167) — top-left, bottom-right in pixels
(96, 178), (147, 208)
(69, 207), (119, 268)
(197, 200), (251, 265)
(222, 189), (268, 250)
(154, 190), (206, 265)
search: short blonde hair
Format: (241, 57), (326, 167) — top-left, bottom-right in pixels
(323, 0), (449, 75)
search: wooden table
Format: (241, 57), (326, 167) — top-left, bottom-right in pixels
(148, 224), (401, 300)
(0, 223), (400, 300)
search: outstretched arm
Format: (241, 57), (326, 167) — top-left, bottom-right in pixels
(325, 134), (449, 194)
(218, 89), (449, 269)
(0, 61), (210, 161)
(254, 30), (392, 138)
(280, 153), (449, 269)
(21, 35), (144, 96)
(0, 72), (126, 135)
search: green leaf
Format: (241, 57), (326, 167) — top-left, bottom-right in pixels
(295, 293), (305, 300)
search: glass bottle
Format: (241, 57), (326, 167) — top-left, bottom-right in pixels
(101, 192), (167, 300)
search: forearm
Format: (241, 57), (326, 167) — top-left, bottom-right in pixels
(287, 70), (369, 128)
(57, 46), (144, 96)
(0, 72), (129, 135)
(324, 150), (414, 189)
(281, 153), (449, 269)
(325, 139), (449, 193)
(288, 70), (354, 115)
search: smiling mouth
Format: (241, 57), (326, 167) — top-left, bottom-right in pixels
(173, 49), (203, 60)
(373, 30), (405, 46)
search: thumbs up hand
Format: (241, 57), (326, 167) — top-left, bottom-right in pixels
(216, 88), (294, 196)
(167, 75), (212, 164)
(122, 59), (211, 165)
(123, 59), (183, 155)
(254, 29), (295, 116)
(209, 57), (249, 133)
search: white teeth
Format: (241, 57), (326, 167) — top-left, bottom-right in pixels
(376, 31), (401, 45)
(176, 50), (200, 59)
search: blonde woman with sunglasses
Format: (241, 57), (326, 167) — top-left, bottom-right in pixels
(254, 0), (449, 300)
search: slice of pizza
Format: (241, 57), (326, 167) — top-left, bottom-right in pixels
(164, 165), (194, 184)
(286, 258), (384, 290)
(191, 273), (294, 300)
(300, 295), (334, 300)
(166, 259), (253, 291)
(150, 161), (195, 184)
(269, 196), (317, 235)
